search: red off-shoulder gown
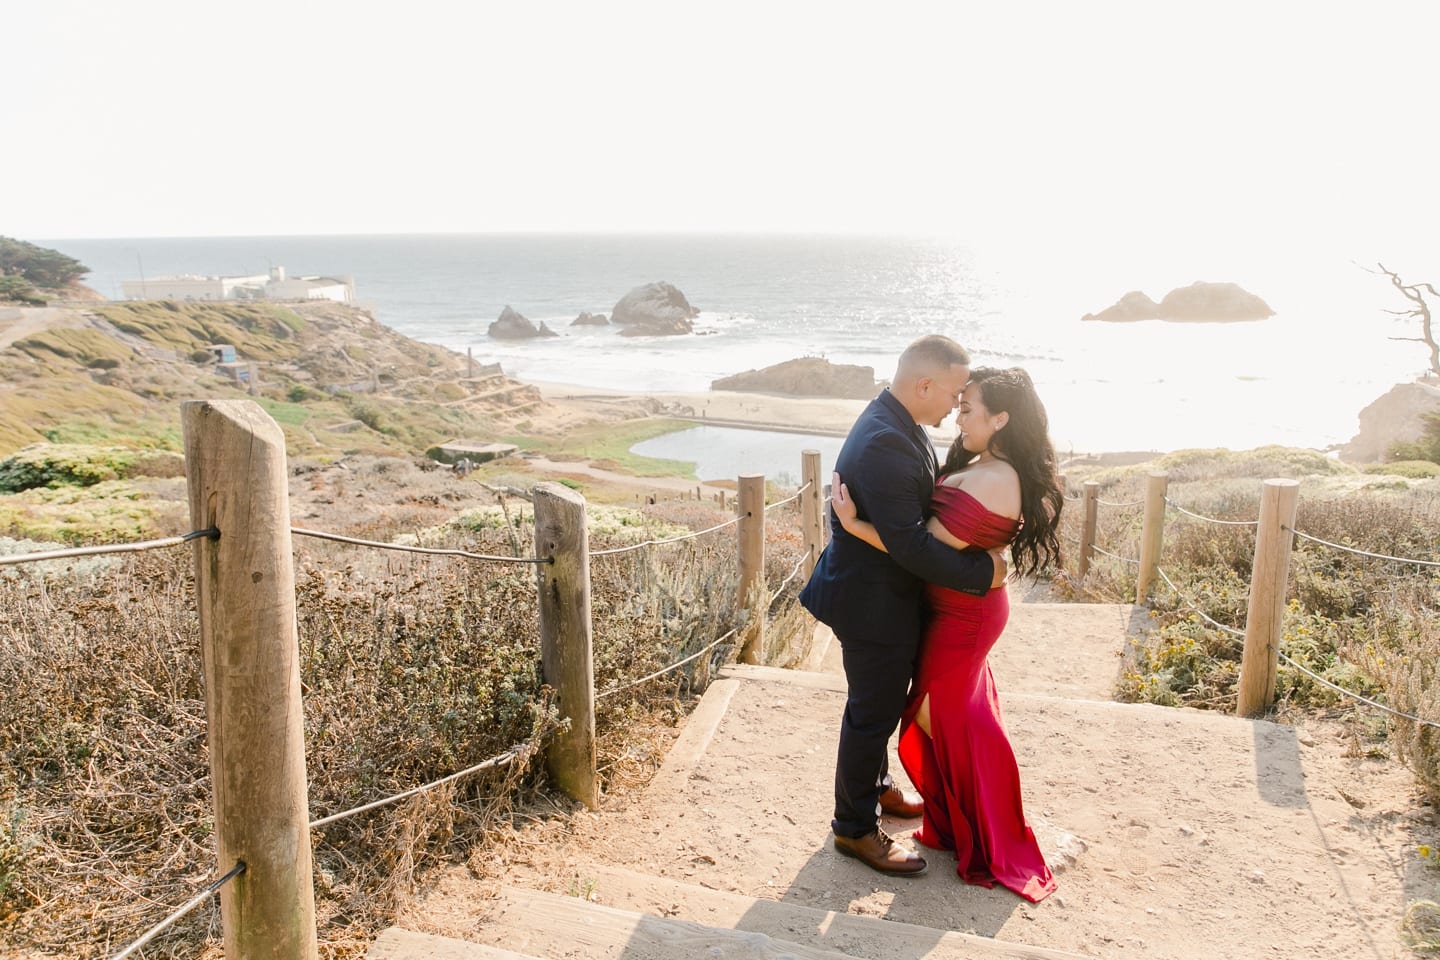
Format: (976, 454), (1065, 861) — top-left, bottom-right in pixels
(898, 482), (1056, 902)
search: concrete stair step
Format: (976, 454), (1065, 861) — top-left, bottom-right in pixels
(605, 671), (1415, 959)
(370, 929), (542, 960)
(383, 884), (1090, 960)
(534, 864), (1094, 959)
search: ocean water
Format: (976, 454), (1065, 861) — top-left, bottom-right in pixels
(44, 233), (1425, 455)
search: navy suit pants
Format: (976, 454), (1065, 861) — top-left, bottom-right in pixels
(832, 630), (918, 838)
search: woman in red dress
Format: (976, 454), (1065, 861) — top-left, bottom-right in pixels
(832, 366), (1064, 902)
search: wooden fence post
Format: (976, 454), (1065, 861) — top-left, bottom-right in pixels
(1237, 478), (1301, 718)
(800, 450), (823, 583)
(182, 400), (318, 960)
(1078, 481), (1099, 578)
(1135, 471), (1169, 601)
(533, 482), (599, 807)
(737, 474), (766, 665)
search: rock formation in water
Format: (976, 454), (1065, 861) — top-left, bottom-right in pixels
(488, 305), (558, 339)
(610, 282), (698, 337)
(711, 357), (877, 399)
(1083, 281), (1274, 323)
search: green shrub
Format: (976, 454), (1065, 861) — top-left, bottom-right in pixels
(0, 275), (44, 305)
(348, 402), (388, 434)
(0, 444), (148, 492)
(1364, 460), (1440, 479)
(1391, 412), (1440, 464)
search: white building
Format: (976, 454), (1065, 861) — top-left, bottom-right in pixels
(120, 272), (268, 301)
(261, 266), (355, 303)
(120, 266), (355, 303)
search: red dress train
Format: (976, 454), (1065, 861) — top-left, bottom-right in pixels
(898, 483), (1056, 903)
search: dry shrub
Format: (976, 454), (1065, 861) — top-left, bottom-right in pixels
(1064, 458), (1440, 799)
(0, 484), (816, 957)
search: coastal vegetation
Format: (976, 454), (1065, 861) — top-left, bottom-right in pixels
(1392, 412), (1440, 466)
(0, 451), (812, 957)
(0, 237), (89, 304)
(1061, 447), (1440, 802)
(0, 302), (804, 955)
(5, 298), (1440, 954)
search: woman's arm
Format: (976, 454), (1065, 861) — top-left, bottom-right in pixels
(830, 476), (886, 551)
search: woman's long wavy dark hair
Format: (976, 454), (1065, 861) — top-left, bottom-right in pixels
(941, 366), (1064, 578)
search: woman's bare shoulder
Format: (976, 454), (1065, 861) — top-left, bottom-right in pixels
(951, 462), (1020, 517)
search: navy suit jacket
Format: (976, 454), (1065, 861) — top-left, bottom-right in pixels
(799, 389), (994, 645)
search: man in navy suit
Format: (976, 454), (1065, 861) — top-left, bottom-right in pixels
(799, 334), (1006, 876)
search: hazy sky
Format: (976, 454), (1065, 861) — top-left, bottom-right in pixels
(8, 1), (1439, 262)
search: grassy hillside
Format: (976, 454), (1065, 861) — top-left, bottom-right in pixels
(0, 300), (507, 457)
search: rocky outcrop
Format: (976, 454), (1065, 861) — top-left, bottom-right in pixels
(1083, 281), (1274, 323)
(488, 305), (558, 339)
(610, 282), (697, 337)
(1081, 291), (1160, 323)
(572, 311), (608, 326)
(1339, 380), (1440, 463)
(1158, 282), (1275, 322)
(711, 357), (877, 399)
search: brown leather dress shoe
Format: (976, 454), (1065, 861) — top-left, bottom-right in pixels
(879, 785), (924, 819)
(833, 827), (928, 876)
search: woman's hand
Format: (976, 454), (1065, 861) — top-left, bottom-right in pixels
(831, 471), (858, 528)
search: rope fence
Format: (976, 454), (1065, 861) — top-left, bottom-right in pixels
(1289, 527), (1440, 568)
(1151, 563), (1440, 729)
(292, 526), (552, 564)
(25, 409), (1440, 957)
(596, 629), (741, 700)
(1069, 469), (1440, 729)
(308, 747), (530, 829)
(769, 549), (812, 605)
(763, 480), (811, 513)
(1166, 498), (1259, 526)
(1153, 566), (1245, 637)
(590, 514), (743, 557)
(1276, 652), (1440, 729)
(1091, 543), (1139, 565)
(0, 526), (218, 567)
(109, 861), (245, 960)
(10, 397), (832, 959)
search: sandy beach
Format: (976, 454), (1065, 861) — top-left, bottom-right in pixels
(528, 379), (869, 437)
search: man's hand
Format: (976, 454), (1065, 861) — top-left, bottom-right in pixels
(988, 547), (1009, 587)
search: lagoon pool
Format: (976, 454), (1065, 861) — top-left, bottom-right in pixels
(631, 426), (848, 486)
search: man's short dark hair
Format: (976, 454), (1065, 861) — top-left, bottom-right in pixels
(897, 335), (970, 378)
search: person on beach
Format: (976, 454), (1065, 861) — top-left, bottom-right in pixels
(799, 335), (1007, 877)
(830, 366), (1064, 902)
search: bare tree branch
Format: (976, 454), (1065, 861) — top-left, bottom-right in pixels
(1377, 262), (1440, 378)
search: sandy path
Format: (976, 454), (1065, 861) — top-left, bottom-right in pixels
(0, 307), (83, 350)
